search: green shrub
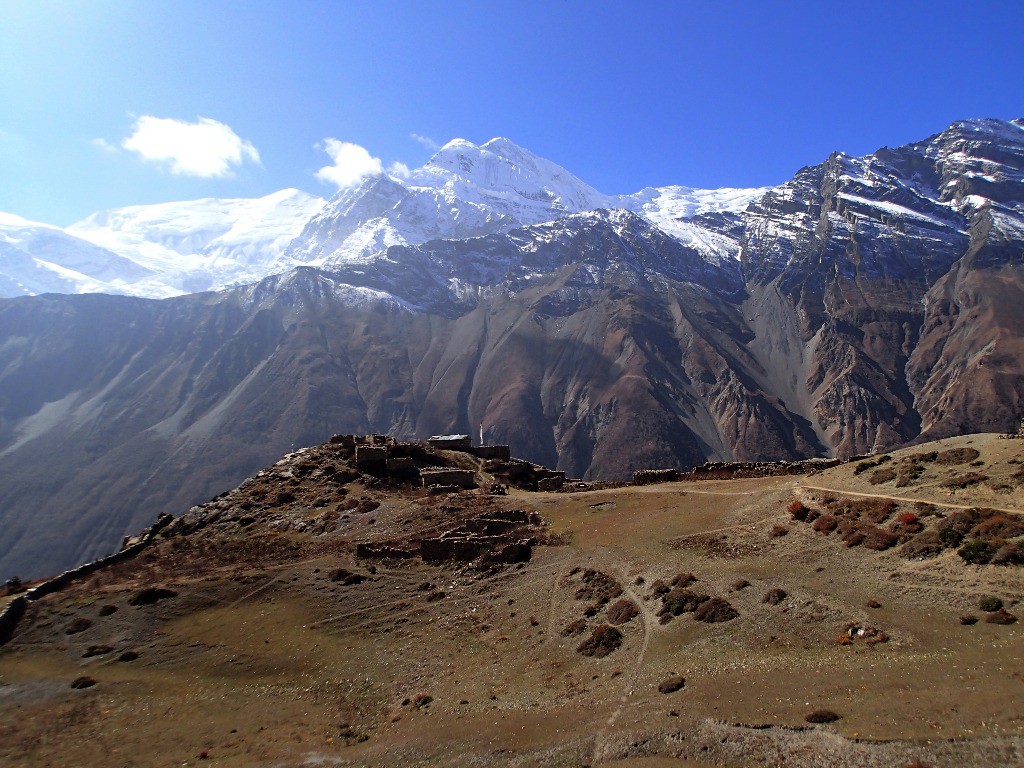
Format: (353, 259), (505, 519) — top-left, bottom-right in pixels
(958, 539), (994, 564)
(978, 595), (1003, 612)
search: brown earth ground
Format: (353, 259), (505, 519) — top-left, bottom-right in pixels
(1, 434), (1023, 767)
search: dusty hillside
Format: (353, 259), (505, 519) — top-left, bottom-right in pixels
(1, 434), (1022, 767)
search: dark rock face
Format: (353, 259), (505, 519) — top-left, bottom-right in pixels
(2, 119), (1024, 578)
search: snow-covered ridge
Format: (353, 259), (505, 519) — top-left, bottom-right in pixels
(4, 119), (1021, 301)
(0, 136), (768, 299)
(66, 189), (326, 296)
(287, 136), (767, 273)
(1, 190), (327, 299)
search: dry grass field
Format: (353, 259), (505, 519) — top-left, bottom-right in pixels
(1, 434), (1022, 767)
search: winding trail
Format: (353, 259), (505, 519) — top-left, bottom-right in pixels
(591, 570), (654, 764)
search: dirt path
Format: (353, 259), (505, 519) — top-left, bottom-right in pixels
(591, 573), (654, 763)
(799, 483), (1024, 515)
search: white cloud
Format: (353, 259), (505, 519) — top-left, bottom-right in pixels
(410, 132), (440, 151)
(91, 137), (117, 153)
(388, 161), (411, 179)
(315, 139), (384, 188)
(121, 116), (260, 178)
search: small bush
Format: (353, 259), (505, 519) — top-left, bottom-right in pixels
(985, 609), (1018, 625)
(731, 579), (751, 591)
(576, 624), (624, 657)
(862, 527), (899, 551)
(561, 619), (587, 637)
(648, 579), (670, 597)
(830, 497), (898, 524)
(693, 597), (738, 623)
(660, 588), (709, 616)
(869, 468), (897, 485)
(769, 524), (789, 537)
(98, 605), (118, 617)
(935, 447), (981, 465)
(896, 464), (925, 487)
(854, 455), (891, 475)
(412, 693), (433, 708)
(575, 570), (623, 606)
(762, 588), (787, 605)
(958, 539), (995, 564)
(788, 500), (811, 521)
(118, 650), (140, 662)
(959, 615), (978, 625)
(991, 543), (1024, 565)
(606, 599), (640, 625)
(65, 617), (92, 635)
(658, 675), (686, 694)
(973, 512), (1024, 540)
(70, 676), (97, 690)
(890, 512), (924, 537)
(811, 514), (838, 534)
(805, 709), (841, 723)
(670, 572), (698, 588)
(978, 595), (1003, 612)
(841, 522), (868, 548)
(899, 530), (944, 559)
(940, 472), (988, 489)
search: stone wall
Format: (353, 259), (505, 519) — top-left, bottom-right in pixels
(420, 468), (477, 489)
(0, 513), (175, 647)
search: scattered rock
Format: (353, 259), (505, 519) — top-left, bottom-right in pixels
(82, 645), (114, 658)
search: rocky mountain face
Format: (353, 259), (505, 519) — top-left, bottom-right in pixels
(1, 118), (1023, 578)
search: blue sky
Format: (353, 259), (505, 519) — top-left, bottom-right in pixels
(2, 0), (1022, 225)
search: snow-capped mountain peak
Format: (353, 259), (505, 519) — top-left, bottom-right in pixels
(0, 135), (772, 299)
